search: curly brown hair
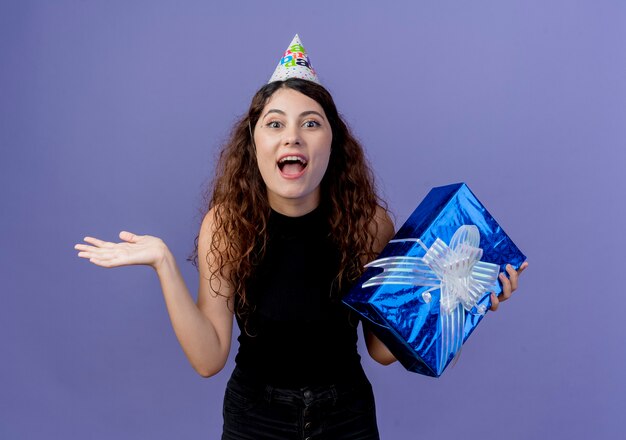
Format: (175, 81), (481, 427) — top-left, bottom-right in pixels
(189, 78), (386, 324)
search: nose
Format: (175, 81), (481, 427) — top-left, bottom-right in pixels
(283, 126), (301, 146)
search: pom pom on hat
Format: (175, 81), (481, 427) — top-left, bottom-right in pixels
(268, 34), (320, 84)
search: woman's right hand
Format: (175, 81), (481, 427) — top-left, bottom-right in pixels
(74, 231), (167, 270)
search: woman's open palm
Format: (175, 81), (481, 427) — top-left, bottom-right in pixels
(75, 231), (166, 270)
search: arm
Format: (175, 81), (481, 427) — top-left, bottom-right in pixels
(155, 208), (234, 378)
(75, 208), (234, 378)
(361, 205), (398, 366)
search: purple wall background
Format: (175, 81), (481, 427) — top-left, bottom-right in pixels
(2, 1), (624, 439)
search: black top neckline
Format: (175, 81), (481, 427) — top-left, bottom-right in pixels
(269, 204), (327, 232)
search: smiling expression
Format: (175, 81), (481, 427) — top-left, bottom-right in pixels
(253, 88), (333, 216)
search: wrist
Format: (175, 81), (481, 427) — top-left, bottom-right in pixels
(153, 242), (172, 273)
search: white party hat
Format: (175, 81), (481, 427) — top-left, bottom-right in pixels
(268, 34), (320, 84)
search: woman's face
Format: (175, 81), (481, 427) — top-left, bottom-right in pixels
(254, 87), (332, 216)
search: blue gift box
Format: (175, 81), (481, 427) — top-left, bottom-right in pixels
(343, 183), (526, 377)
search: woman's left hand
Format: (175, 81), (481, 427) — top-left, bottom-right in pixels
(490, 261), (529, 311)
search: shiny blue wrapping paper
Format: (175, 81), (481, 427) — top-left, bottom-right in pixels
(342, 182), (526, 377)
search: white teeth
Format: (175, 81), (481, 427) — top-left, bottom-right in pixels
(278, 156), (307, 165)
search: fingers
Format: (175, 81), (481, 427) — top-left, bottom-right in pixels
(518, 261), (529, 275)
(74, 236), (112, 259)
(504, 262), (529, 293)
(75, 250), (114, 267)
(74, 241), (108, 256)
(75, 243), (112, 261)
(75, 242), (126, 267)
(505, 264), (518, 291)
(490, 293), (499, 311)
(74, 235), (119, 266)
(82, 256), (112, 267)
(119, 231), (140, 242)
(75, 231), (157, 268)
(82, 236), (115, 248)
(499, 270), (512, 300)
(491, 265), (513, 312)
(491, 262), (529, 311)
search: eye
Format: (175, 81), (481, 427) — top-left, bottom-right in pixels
(266, 121), (282, 129)
(303, 120), (321, 128)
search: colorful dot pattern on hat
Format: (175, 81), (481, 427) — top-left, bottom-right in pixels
(268, 34), (321, 84)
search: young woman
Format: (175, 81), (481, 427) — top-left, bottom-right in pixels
(75, 42), (526, 440)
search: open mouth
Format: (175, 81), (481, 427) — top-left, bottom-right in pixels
(277, 155), (308, 176)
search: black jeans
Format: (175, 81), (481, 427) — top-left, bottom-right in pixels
(222, 367), (380, 440)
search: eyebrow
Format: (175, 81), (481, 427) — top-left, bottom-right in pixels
(261, 109), (326, 121)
